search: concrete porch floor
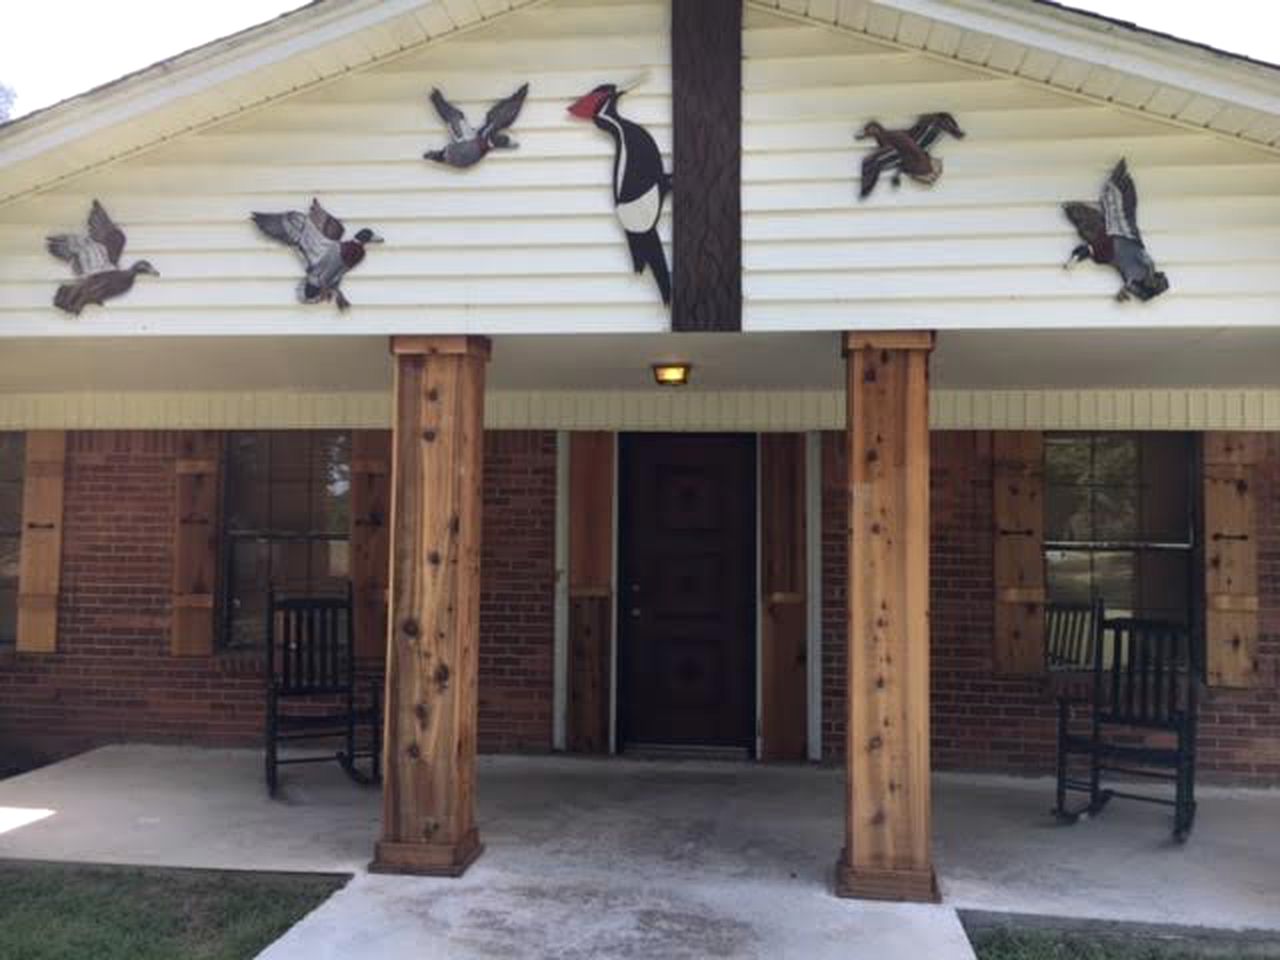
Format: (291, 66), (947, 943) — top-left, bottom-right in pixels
(1, 747), (1278, 957)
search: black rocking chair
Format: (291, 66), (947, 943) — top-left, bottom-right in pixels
(264, 585), (381, 797)
(1053, 615), (1198, 841)
(1047, 599), (1102, 673)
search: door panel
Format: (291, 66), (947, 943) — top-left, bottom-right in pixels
(619, 433), (756, 748)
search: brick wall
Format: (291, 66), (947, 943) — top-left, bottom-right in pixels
(479, 430), (556, 752)
(6, 426), (1279, 783)
(821, 430), (1280, 785)
(0, 429), (556, 767)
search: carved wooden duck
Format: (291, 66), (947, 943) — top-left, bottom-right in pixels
(46, 200), (158, 314)
(424, 83), (528, 168)
(857, 112), (965, 199)
(251, 199), (381, 310)
(1063, 159), (1168, 302)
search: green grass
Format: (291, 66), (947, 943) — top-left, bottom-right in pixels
(972, 929), (1278, 960)
(0, 861), (345, 960)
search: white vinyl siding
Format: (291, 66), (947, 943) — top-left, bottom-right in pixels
(0, 0), (1279, 335)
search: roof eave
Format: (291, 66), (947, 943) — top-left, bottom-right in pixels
(884, 0), (1280, 116)
(0, 0), (427, 166)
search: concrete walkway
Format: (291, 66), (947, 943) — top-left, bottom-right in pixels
(2, 746), (1278, 956)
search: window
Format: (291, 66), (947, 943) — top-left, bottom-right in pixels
(221, 431), (351, 650)
(1044, 432), (1194, 625)
(0, 433), (24, 646)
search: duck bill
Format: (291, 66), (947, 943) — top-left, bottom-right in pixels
(367, 234), (384, 244)
(568, 90), (606, 119)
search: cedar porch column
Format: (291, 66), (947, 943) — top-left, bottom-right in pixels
(371, 335), (490, 877)
(836, 331), (938, 903)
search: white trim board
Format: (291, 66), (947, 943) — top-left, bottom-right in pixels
(4, 388), (1280, 431)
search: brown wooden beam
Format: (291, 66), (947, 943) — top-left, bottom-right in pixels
(567, 431), (615, 754)
(836, 330), (938, 903)
(351, 429), (392, 661)
(671, 0), (742, 331)
(371, 335), (490, 877)
(16, 431), (66, 654)
(760, 432), (808, 762)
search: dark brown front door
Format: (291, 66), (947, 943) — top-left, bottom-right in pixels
(619, 433), (756, 749)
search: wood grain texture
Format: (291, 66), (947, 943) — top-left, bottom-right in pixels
(567, 431), (614, 753)
(992, 431), (1046, 676)
(836, 334), (937, 903)
(372, 336), (489, 876)
(351, 429), (392, 660)
(16, 431), (66, 654)
(568, 595), (612, 753)
(568, 432), (614, 593)
(760, 432), (807, 762)
(1204, 430), (1262, 688)
(170, 431), (221, 657)
(671, 0), (742, 332)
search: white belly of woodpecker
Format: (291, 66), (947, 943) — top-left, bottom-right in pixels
(617, 184), (661, 233)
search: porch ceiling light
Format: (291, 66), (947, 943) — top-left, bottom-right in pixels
(652, 362), (691, 387)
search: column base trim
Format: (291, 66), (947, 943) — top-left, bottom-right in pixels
(369, 829), (483, 877)
(834, 854), (939, 903)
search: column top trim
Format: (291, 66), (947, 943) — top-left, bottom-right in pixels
(390, 335), (492, 360)
(843, 331), (936, 354)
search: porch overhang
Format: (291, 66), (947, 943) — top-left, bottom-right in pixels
(2, 330), (1280, 432)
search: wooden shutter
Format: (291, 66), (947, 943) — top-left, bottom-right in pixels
(992, 431), (1045, 675)
(567, 431), (614, 754)
(1204, 432), (1262, 688)
(16, 430), (66, 653)
(171, 432), (221, 656)
(760, 433), (807, 761)
(351, 429), (392, 660)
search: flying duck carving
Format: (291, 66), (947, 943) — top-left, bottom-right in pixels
(568, 77), (672, 306)
(423, 83), (529, 168)
(46, 200), (158, 315)
(857, 112), (965, 200)
(250, 199), (382, 310)
(1063, 159), (1168, 302)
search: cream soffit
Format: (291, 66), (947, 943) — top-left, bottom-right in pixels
(4, 0), (1280, 206)
(7, 330), (1280, 394)
(0, 0), (542, 205)
(2, 389), (1278, 431)
(755, 0), (1280, 150)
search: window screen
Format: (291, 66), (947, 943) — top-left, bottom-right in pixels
(221, 431), (350, 650)
(1044, 432), (1194, 625)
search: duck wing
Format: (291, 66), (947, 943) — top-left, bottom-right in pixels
(859, 145), (897, 199)
(908, 115), (942, 151)
(46, 233), (112, 276)
(430, 88), (474, 142)
(252, 210), (334, 271)
(1063, 201), (1106, 248)
(1101, 159), (1142, 244)
(910, 113), (965, 152)
(479, 83), (528, 140)
(308, 198), (346, 242)
(87, 200), (127, 266)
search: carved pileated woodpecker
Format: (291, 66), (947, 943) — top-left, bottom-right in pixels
(569, 81), (672, 306)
